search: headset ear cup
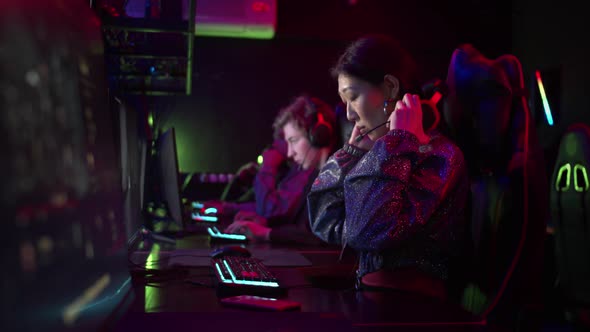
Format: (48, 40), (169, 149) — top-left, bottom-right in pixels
(310, 123), (332, 148)
(305, 97), (334, 148)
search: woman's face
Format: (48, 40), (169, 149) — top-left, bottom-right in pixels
(283, 121), (318, 170)
(338, 74), (389, 140)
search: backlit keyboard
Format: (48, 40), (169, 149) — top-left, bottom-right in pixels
(191, 202), (218, 222)
(208, 226), (247, 241)
(212, 256), (284, 296)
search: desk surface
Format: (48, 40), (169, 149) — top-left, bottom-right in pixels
(116, 225), (493, 332)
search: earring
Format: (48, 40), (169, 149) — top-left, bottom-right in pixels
(383, 98), (396, 116)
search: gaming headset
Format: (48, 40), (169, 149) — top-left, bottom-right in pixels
(304, 96), (334, 148)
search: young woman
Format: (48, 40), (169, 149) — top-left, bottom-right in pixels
(308, 35), (469, 299)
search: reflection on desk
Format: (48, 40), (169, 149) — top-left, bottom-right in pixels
(120, 234), (488, 331)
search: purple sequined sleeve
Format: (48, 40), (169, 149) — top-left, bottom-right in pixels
(342, 130), (466, 252)
(307, 144), (367, 244)
(309, 129), (468, 279)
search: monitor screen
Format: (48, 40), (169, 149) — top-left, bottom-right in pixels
(115, 96), (148, 241)
(1, 1), (133, 331)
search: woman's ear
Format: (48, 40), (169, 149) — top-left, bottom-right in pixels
(383, 74), (400, 100)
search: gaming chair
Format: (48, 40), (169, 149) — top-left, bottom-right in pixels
(550, 123), (590, 326)
(443, 44), (549, 327)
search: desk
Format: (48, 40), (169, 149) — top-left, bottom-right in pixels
(115, 228), (489, 332)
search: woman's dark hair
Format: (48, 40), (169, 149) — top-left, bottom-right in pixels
(331, 34), (420, 94)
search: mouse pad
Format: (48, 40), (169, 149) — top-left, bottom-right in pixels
(130, 248), (312, 267)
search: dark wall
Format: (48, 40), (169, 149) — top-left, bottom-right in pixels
(512, 0), (590, 170)
(151, 0), (514, 173)
(156, 37), (344, 173)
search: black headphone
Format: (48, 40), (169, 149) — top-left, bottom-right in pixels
(304, 96), (334, 148)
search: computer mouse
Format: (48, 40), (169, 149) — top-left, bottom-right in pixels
(210, 245), (251, 259)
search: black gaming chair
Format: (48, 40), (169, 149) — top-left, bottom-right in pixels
(550, 123), (590, 326)
(443, 44), (549, 326)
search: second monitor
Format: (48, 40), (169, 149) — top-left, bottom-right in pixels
(149, 127), (185, 232)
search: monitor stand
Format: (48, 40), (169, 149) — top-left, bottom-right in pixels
(128, 225), (177, 248)
(139, 225), (176, 245)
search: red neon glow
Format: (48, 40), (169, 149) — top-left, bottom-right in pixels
(430, 91), (442, 105)
(252, 1), (270, 12)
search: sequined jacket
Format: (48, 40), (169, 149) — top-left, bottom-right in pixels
(307, 129), (469, 281)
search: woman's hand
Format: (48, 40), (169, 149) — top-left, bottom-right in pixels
(348, 125), (375, 151)
(225, 220), (271, 242)
(388, 93), (429, 144)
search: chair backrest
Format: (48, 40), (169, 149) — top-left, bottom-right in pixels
(443, 44), (549, 322)
(550, 123), (590, 306)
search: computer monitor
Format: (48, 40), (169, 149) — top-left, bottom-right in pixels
(1, 1), (133, 331)
(154, 127), (185, 231)
(114, 96), (149, 241)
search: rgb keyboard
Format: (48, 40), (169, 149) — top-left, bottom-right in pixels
(208, 226), (247, 241)
(212, 256), (284, 296)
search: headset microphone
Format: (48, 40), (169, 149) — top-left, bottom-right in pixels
(354, 86), (444, 144)
(354, 121), (390, 143)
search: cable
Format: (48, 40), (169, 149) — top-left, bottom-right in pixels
(480, 58), (531, 320)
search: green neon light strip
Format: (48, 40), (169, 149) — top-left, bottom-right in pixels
(195, 23), (275, 40)
(223, 260), (279, 287)
(574, 164), (589, 192)
(555, 163), (571, 191)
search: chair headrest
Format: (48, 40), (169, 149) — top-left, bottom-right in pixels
(443, 44), (530, 174)
(552, 123), (590, 192)
(558, 123), (590, 162)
